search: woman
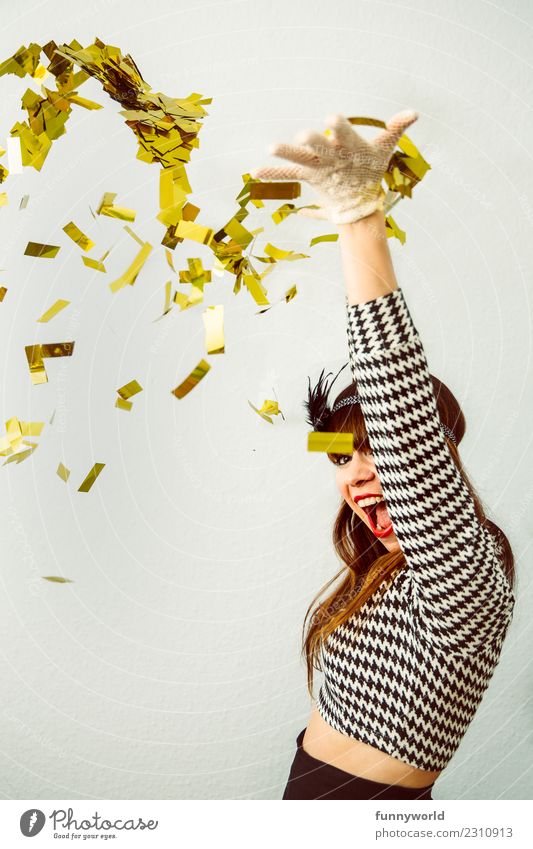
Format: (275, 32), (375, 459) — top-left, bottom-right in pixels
(252, 111), (516, 800)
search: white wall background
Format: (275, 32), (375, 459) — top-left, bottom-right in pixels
(0, 0), (531, 800)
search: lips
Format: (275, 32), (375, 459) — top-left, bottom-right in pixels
(352, 493), (394, 538)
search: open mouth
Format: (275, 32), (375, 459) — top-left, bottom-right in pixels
(360, 499), (393, 535)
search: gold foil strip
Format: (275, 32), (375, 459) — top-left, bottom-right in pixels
(0, 416), (44, 460)
(42, 576), (73, 583)
(65, 94), (102, 110)
(0, 286), (7, 302)
(24, 241), (60, 258)
(153, 280), (173, 321)
(78, 462), (105, 492)
(82, 254), (107, 272)
(307, 432), (354, 454)
(63, 221), (94, 251)
(109, 241), (152, 292)
(115, 397), (132, 411)
(202, 305), (224, 354)
(57, 461), (70, 482)
(310, 233), (339, 247)
(0, 192), (7, 207)
(262, 242), (310, 262)
(25, 341), (75, 384)
(171, 359), (211, 399)
(37, 299), (70, 322)
(247, 399), (282, 424)
(285, 284), (297, 302)
(97, 191), (136, 221)
(250, 182), (301, 200)
(384, 215), (406, 245)
(117, 379), (143, 400)
(19, 194), (29, 209)
(244, 273), (269, 306)
(175, 219), (214, 245)
(123, 224), (145, 246)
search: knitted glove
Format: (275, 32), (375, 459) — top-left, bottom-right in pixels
(252, 110), (419, 225)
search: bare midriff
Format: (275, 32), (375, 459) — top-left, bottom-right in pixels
(303, 706), (441, 789)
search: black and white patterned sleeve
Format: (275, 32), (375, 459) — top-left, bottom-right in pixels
(345, 286), (515, 652)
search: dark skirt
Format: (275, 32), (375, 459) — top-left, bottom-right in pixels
(282, 728), (435, 800)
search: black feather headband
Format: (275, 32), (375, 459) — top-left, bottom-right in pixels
(303, 362), (354, 431)
(303, 362), (457, 443)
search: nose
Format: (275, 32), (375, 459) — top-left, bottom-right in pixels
(341, 452), (377, 488)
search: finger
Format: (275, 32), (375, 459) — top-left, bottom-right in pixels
(325, 112), (365, 150)
(296, 205), (330, 220)
(269, 142), (321, 166)
(293, 129), (334, 157)
(373, 109), (419, 152)
(250, 164), (310, 181)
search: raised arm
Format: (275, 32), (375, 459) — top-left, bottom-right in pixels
(339, 208), (514, 652)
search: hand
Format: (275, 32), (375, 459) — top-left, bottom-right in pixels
(251, 110), (419, 225)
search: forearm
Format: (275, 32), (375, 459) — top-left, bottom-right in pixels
(339, 209), (399, 306)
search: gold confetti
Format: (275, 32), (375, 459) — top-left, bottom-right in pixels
(55, 38), (211, 171)
(116, 379), (142, 410)
(63, 221), (94, 251)
(250, 181), (301, 200)
(96, 191), (136, 221)
(123, 224), (145, 246)
(82, 254), (107, 272)
(262, 242), (310, 262)
(65, 93), (102, 110)
(24, 241), (60, 258)
(154, 280), (173, 321)
(285, 284), (297, 302)
(19, 194), (29, 209)
(25, 341), (75, 385)
(78, 462), (105, 492)
(271, 202), (319, 224)
(42, 576), (73, 583)
(171, 359), (211, 399)
(56, 461), (70, 481)
(0, 286), (7, 302)
(0, 416), (44, 463)
(248, 399), (283, 424)
(109, 241), (152, 293)
(310, 233), (339, 247)
(165, 249), (176, 272)
(307, 432), (354, 454)
(385, 215), (406, 245)
(0, 192), (7, 207)
(37, 299), (70, 323)
(244, 273), (269, 306)
(175, 219), (214, 245)
(202, 305), (224, 354)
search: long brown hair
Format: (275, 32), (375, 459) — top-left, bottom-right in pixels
(302, 374), (516, 699)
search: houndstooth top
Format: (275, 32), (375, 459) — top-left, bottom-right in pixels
(315, 286), (515, 772)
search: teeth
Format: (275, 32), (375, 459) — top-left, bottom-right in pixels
(357, 495), (384, 508)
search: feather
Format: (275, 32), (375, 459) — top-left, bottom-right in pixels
(303, 362), (349, 431)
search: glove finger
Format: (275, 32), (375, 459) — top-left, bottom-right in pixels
(296, 205), (329, 220)
(269, 142), (321, 166)
(293, 129), (334, 157)
(251, 164), (310, 181)
(373, 109), (419, 152)
(325, 113), (366, 151)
